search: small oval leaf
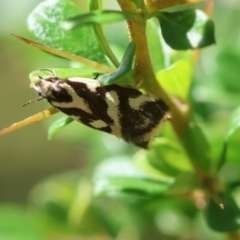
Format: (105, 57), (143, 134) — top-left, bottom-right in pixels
(205, 192), (240, 232)
(181, 123), (211, 172)
(158, 10), (215, 50)
(28, 0), (107, 63)
(147, 138), (193, 177)
(93, 157), (171, 199)
(48, 116), (74, 139)
(156, 60), (192, 100)
(226, 107), (240, 140)
(217, 106), (240, 170)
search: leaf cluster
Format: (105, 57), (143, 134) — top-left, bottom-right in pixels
(3, 0), (240, 239)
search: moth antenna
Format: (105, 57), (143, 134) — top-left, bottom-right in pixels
(22, 96), (44, 107)
(38, 68), (57, 77)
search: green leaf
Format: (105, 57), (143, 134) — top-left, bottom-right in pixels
(48, 116), (74, 140)
(218, 163), (240, 189)
(146, 19), (165, 72)
(158, 10), (215, 50)
(156, 60), (192, 100)
(166, 172), (199, 195)
(0, 204), (63, 240)
(204, 192), (240, 232)
(217, 106), (240, 170)
(225, 107), (240, 140)
(129, 0), (145, 9)
(147, 138), (193, 177)
(99, 41), (136, 86)
(60, 10), (139, 30)
(27, 0), (107, 63)
(93, 157), (171, 200)
(181, 123), (211, 173)
(216, 50), (240, 93)
(133, 150), (175, 181)
(29, 173), (79, 221)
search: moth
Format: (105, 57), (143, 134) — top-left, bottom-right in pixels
(28, 69), (169, 148)
(0, 41), (169, 148)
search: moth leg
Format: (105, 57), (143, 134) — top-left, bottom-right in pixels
(22, 96), (44, 107)
(38, 68), (57, 77)
(92, 72), (102, 79)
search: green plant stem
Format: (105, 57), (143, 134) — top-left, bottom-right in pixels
(116, 0), (224, 204)
(89, 1), (120, 68)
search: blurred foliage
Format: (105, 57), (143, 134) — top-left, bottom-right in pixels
(1, 0), (240, 239)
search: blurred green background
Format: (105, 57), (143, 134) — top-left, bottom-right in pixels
(0, 0), (130, 204)
(0, 0), (90, 203)
(0, 0), (240, 239)
(0, 0), (238, 203)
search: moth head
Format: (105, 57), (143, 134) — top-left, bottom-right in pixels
(29, 69), (62, 98)
(23, 70), (59, 107)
